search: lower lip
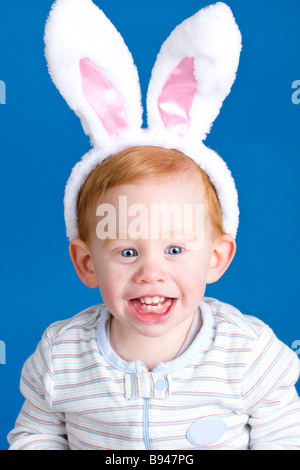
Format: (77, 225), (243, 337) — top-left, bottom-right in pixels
(127, 298), (177, 324)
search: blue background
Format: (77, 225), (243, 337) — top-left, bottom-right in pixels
(0, 0), (300, 450)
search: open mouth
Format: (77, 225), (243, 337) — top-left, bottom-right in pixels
(128, 296), (176, 323)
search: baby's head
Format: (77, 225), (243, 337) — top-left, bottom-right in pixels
(69, 146), (236, 336)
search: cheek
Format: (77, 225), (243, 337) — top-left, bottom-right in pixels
(97, 269), (125, 304)
(179, 253), (212, 297)
(179, 270), (206, 297)
(94, 256), (122, 284)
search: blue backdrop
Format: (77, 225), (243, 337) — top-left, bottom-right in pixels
(0, 0), (300, 450)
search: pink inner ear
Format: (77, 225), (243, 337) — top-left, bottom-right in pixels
(80, 57), (129, 137)
(157, 57), (197, 136)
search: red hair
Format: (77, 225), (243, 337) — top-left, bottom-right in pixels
(77, 146), (225, 242)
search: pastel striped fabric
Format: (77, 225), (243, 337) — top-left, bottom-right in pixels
(8, 298), (300, 450)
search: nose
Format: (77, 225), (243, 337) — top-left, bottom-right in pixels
(132, 260), (167, 285)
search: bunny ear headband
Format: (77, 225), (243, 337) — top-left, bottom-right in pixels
(44, 0), (242, 240)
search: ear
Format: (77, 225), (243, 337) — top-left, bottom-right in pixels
(206, 234), (236, 284)
(69, 238), (98, 288)
(146, 2), (242, 142)
(44, 0), (142, 147)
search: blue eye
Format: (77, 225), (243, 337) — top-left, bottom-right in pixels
(120, 248), (137, 258)
(167, 246), (183, 255)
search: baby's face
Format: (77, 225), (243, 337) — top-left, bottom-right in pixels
(87, 173), (216, 340)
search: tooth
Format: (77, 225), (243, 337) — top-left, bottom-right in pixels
(138, 296), (166, 306)
(146, 305), (152, 310)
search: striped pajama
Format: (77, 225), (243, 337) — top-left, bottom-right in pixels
(8, 298), (300, 450)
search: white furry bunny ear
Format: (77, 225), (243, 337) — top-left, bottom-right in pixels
(44, 0), (143, 147)
(146, 2), (242, 142)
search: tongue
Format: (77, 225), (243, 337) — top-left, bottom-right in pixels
(131, 298), (172, 314)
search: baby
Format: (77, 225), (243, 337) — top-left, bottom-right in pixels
(69, 146), (236, 372)
(8, 0), (300, 450)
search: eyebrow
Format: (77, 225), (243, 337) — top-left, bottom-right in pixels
(160, 230), (198, 241)
(99, 231), (200, 244)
